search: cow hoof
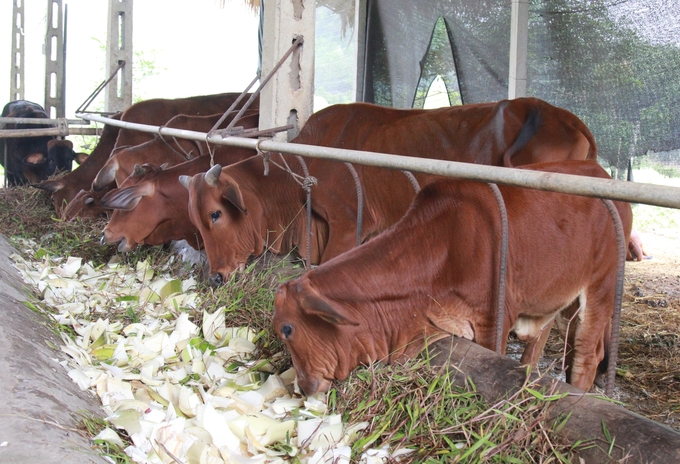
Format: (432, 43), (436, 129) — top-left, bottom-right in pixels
(209, 273), (224, 287)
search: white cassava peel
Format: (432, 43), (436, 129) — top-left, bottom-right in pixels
(10, 239), (407, 463)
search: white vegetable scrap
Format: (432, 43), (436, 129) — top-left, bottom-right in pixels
(9, 240), (404, 463)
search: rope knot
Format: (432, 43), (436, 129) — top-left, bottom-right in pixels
(255, 139), (270, 176)
(302, 176), (317, 191)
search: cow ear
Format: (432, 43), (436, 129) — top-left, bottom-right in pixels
(93, 159), (119, 191)
(32, 179), (65, 192)
(299, 282), (359, 326)
(221, 180), (247, 214)
(74, 152), (88, 165)
(100, 183), (154, 211)
(24, 153), (46, 165)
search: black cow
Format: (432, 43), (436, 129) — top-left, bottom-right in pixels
(1, 100), (84, 186)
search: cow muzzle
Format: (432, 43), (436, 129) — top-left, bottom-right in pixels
(208, 272), (224, 287)
(297, 375), (332, 397)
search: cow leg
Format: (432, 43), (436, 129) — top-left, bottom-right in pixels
(519, 319), (555, 367)
(562, 285), (613, 391)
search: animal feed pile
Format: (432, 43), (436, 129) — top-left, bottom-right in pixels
(9, 239), (410, 463)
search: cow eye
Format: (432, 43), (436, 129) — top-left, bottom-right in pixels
(210, 211), (222, 223)
(281, 324), (293, 338)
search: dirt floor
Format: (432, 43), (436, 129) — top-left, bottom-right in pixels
(615, 231), (680, 429)
(511, 230), (680, 430)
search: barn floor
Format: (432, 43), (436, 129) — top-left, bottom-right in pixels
(615, 231), (680, 429)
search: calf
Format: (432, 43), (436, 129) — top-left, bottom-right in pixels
(182, 98), (597, 285)
(273, 160), (632, 395)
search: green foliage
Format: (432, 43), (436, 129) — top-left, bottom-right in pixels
(333, 359), (590, 462)
(413, 17), (462, 109)
(77, 411), (132, 463)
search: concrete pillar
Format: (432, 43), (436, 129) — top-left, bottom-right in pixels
(353, 0), (367, 102)
(508, 0), (528, 99)
(10, 0), (25, 102)
(44, 0), (66, 118)
(105, 0), (133, 113)
(260, 0), (315, 141)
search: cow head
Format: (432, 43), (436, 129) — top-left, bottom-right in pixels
(32, 178), (68, 214)
(61, 188), (112, 221)
(273, 278), (361, 396)
(101, 164), (201, 252)
(46, 139), (86, 174)
(181, 164), (266, 286)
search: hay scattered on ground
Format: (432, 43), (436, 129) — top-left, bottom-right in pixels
(0, 186), (114, 264)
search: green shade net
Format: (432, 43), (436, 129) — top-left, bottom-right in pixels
(362, 0), (680, 177)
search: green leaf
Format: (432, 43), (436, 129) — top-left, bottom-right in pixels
(34, 248), (48, 259)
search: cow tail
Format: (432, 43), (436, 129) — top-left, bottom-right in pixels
(502, 108), (541, 167)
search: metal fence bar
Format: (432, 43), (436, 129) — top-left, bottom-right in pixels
(0, 117), (89, 125)
(77, 112), (680, 210)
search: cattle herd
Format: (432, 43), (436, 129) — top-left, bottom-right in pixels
(1, 94), (646, 395)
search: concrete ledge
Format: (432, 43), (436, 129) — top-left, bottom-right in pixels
(430, 337), (680, 463)
(0, 235), (107, 464)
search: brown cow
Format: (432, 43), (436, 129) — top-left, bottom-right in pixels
(33, 114), (122, 216)
(273, 160), (633, 395)
(64, 110), (257, 221)
(33, 93), (257, 215)
(91, 112), (228, 190)
(182, 98), (597, 285)
(106, 93), (259, 152)
(99, 140), (259, 252)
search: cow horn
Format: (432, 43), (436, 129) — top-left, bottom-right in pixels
(178, 175), (191, 190)
(204, 164), (222, 187)
(84, 197), (94, 206)
(133, 164), (147, 177)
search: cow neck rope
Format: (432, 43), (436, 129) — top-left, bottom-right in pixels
(401, 170), (421, 193)
(156, 128), (198, 160)
(343, 162), (364, 247)
(601, 198), (626, 398)
(256, 144), (317, 269)
(488, 183), (509, 355)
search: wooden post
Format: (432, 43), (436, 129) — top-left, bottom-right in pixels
(44, 0), (66, 118)
(105, 0), (133, 113)
(10, 0), (25, 102)
(260, 0), (315, 141)
(508, 0), (528, 99)
(430, 337), (680, 463)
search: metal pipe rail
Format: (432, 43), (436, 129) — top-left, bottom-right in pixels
(0, 117), (95, 138)
(0, 117), (89, 125)
(77, 112), (680, 210)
